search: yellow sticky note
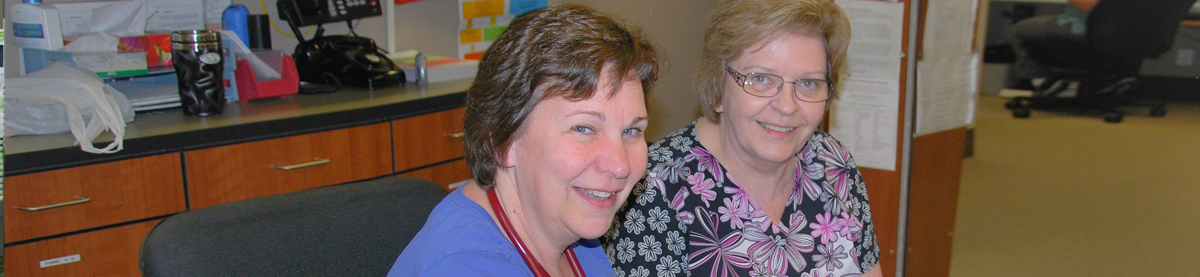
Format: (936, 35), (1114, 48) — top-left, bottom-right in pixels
(463, 0), (505, 19)
(461, 29), (483, 44)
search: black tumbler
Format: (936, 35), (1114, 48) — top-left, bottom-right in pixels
(171, 30), (225, 116)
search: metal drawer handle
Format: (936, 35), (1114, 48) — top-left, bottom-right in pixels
(446, 132), (465, 138)
(272, 158), (331, 170)
(18, 196), (91, 212)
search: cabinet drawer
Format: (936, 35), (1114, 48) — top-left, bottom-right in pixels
(394, 108), (466, 172)
(399, 159), (474, 191)
(184, 123), (392, 209)
(4, 220), (159, 277)
(5, 154), (185, 243)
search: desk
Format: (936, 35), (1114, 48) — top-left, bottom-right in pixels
(6, 79), (471, 175)
(5, 79), (474, 276)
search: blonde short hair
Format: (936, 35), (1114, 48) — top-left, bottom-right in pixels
(694, 0), (851, 121)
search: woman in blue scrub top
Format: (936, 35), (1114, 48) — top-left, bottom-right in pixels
(388, 4), (662, 277)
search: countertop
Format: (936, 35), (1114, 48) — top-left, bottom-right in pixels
(5, 79), (472, 176)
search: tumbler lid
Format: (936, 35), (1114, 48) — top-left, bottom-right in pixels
(171, 30), (221, 43)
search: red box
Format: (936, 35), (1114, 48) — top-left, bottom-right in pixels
(235, 55), (300, 102)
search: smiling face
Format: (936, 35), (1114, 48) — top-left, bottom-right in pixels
(717, 32), (829, 168)
(502, 68), (650, 241)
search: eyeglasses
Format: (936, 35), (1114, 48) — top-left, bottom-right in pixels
(725, 65), (831, 103)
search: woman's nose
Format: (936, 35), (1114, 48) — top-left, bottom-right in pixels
(595, 136), (631, 179)
(771, 86), (800, 115)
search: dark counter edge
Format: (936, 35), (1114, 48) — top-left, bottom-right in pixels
(6, 92), (466, 176)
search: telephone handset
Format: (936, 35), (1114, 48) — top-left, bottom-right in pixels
(278, 0), (382, 27)
(296, 0), (327, 14)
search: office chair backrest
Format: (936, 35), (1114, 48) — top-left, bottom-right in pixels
(139, 177), (449, 277)
(1087, 0), (1196, 59)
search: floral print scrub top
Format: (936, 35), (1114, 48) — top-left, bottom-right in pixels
(605, 120), (880, 277)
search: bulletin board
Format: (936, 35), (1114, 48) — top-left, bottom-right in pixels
(455, 0), (546, 59)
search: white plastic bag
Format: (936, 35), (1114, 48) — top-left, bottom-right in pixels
(5, 62), (135, 154)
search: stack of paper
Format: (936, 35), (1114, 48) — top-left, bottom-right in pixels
(388, 50), (479, 83)
(109, 82), (181, 112)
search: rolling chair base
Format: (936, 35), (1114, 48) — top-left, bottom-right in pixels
(1004, 78), (1167, 123)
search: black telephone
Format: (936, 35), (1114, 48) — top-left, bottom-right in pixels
(292, 35), (403, 88)
(278, 0), (383, 27)
(278, 0), (403, 88)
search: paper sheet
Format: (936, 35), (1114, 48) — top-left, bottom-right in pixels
(830, 0), (905, 171)
(914, 0), (980, 136)
(916, 55), (978, 136)
(144, 0), (205, 33)
(923, 0), (978, 59)
(56, 2), (114, 37)
(55, 0), (203, 38)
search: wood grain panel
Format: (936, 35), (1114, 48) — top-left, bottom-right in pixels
(5, 154), (185, 243)
(393, 108), (466, 172)
(184, 123), (392, 209)
(398, 159), (473, 191)
(904, 128), (966, 277)
(4, 220), (159, 277)
(860, 167), (901, 276)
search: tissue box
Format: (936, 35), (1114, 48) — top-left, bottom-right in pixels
(23, 48), (149, 77)
(64, 33), (174, 68)
(118, 33), (173, 67)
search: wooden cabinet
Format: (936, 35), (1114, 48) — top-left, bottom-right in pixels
(4, 154), (185, 243)
(393, 108), (467, 172)
(184, 123), (393, 209)
(5, 220), (159, 277)
(399, 159), (473, 191)
(4, 102), (468, 275)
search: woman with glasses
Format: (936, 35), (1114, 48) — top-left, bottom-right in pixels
(605, 0), (881, 276)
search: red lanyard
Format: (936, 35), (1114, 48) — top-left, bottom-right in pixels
(487, 189), (586, 277)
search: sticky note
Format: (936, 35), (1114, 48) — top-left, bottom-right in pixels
(483, 26), (507, 41)
(461, 29), (483, 44)
(463, 0), (505, 19)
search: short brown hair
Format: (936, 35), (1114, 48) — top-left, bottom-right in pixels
(695, 0), (851, 121)
(463, 4), (662, 189)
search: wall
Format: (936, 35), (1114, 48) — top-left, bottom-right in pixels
(552, 0), (715, 140)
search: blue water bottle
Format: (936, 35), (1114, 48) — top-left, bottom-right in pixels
(223, 4), (249, 47)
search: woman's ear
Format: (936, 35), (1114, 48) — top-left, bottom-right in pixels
(500, 141), (519, 169)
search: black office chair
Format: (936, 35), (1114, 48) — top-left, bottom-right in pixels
(1005, 0), (1195, 123)
(139, 176), (448, 276)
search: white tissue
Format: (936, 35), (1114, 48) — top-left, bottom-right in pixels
(62, 32), (121, 53)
